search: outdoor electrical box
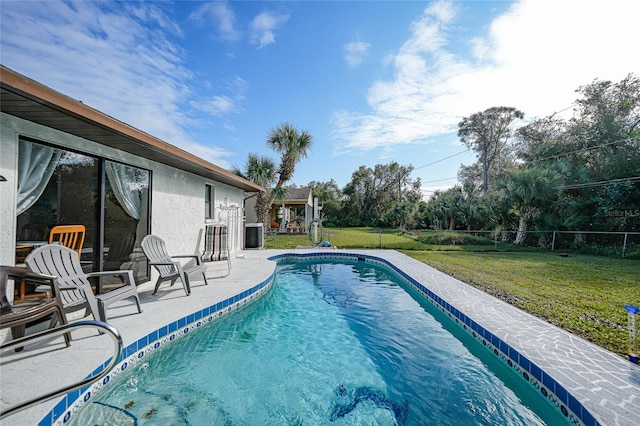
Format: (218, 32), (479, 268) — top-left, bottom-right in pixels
(245, 223), (263, 249)
(626, 305), (639, 363)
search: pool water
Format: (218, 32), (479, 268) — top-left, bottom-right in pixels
(71, 259), (567, 425)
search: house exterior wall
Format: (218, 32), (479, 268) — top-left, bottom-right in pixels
(0, 112), (245, 271)
(244, 195), (258, 224)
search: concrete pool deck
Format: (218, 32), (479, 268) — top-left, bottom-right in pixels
(1, 249), (639, 425)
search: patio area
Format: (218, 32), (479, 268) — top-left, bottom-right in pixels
(1, 249), (639, 426)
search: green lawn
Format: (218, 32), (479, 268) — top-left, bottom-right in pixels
(265, 227), (422, 249)
(403, 250), (639, 358)
(264, 227), (640, 358)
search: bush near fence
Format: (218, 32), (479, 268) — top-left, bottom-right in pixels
(265, 226), (640, 258)
(409, 229), (640, 259)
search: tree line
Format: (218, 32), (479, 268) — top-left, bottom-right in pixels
(234, 74), (639, 246)
(307, 74), (640, 243)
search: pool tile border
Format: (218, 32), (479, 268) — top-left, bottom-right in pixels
(39, 251), (599, 426)
(268, 252), (597, 426)
(39, 275), (274, 426)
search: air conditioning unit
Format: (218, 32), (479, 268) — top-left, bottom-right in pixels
(245, 223), (263, 249)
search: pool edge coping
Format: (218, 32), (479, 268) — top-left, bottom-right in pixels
(269, 252), (596, 426)
(39, 250), (639, 426)
(39, 273), (275, 426)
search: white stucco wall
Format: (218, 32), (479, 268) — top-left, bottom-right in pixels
(244, 196), (258, 223)
(0, 112), (245, 274)
(150, 163), (245, 256)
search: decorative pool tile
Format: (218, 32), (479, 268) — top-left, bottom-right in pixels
(40, 251), (631, 426)
(43, 275), (273, 426)
(268, 252), (597, 426)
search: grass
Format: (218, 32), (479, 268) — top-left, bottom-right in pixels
(266, 227), (514, 251)
(265, 227), (424, 249)
(264, 227), (640, 358)
(403, 250), (639, 358)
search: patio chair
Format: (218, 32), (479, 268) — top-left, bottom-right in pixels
(202, 225), (231, 278)
(49, 224), (86, 258)
(19, 223), (49, 241)
(141, 235), (208, 296)
(24, 245), (142, 322)
(0, 265), (70, 351)
(103, 233), (136, 271)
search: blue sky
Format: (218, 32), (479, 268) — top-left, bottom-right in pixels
(1, 0), (639, 197)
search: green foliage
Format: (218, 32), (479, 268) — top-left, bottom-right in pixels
(233, 154), (277, 187)
(458, 106), (524, 194)
(340, 162), (422, 227)
(305, 74), (639, 251)
(267, 122), (313, 185)
(415, 230), (495, 246)
(422, 73), (640, 235)
(497, 166), (564, 244)
(236, 123), (313, 225)
(308, 179), (343, 225)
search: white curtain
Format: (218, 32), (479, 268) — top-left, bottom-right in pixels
(105, 161), (142, 220)
(17, 140), (62, 215)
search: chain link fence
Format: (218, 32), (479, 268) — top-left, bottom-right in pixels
(408, 229), (640, 258)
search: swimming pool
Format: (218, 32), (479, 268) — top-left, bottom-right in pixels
(67, 256), (569, 425)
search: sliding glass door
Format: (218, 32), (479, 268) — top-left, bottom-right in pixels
(103, 160), (149, 280)
(16, 137), (150, 282)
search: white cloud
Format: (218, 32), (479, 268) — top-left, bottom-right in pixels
(199, 95), (238, 116)
(332, 0), (640, 155)
(0, 0), (234, 168)
(189, 1), (239, 42)
(190, 76), (248, 133)
(344, 36), (371, 68)
(249, 11), (289, 49)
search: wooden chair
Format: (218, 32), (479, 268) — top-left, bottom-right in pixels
(48, 225), (86, 258)
(202, 225), (231, 278)
(141, 235), (208, 296)
(0, 266), (70, 351)
(25, 245), (142, 322)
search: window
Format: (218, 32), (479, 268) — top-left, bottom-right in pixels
(16, 137), (150, 282)
(205, 184), (214, 219)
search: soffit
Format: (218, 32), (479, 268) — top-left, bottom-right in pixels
(0, 67), (263, 193)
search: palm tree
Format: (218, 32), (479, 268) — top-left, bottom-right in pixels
(235, 123), (313, 226)
(264, 122), (313, 214)
(233, 154), (279, 227)
(267, 122), (313, 184)
(498, 166), (562, 245)
(233, 154), (276, 186)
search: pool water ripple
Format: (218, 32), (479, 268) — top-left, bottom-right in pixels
(69, 259), (568, 425)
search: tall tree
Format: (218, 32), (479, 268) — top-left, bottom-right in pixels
(342, 162), (420, 227)
(458, 106), (524, 194)
(308, 179), (342, 202)
(515, 116), (568, 163)
(264, 123), (313, 220)
(308, 179), (343, 225)
(514, 74), (640, 231)
(267, 123), (313, 187)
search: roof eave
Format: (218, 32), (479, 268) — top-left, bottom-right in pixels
(0, 66), (264, 193)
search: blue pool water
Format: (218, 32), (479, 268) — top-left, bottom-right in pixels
(70, 259), (567, 425)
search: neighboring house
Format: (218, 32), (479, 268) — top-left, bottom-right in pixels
(0, 66), (263, 283)
(245, 187), (313, 233)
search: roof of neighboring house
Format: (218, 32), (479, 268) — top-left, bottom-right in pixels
(274, 187), (312, 204)
(0, 66), (264, 193)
